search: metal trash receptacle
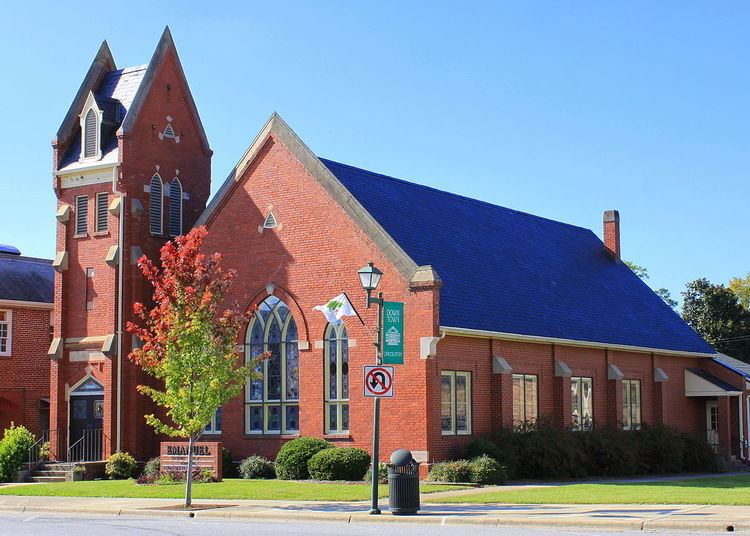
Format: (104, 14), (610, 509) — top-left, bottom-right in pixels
(387, 449), (420, 515)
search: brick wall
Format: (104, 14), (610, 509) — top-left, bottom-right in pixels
(0, 306), (51, 436)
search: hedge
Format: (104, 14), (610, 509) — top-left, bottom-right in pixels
(275, 436), (334, 480)
(308, 447), (370, 481)
(467, 423), (718, 480)
(239, 455), (276, 479)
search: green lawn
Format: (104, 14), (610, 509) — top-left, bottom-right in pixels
(0, 479), (464, 501)
(429, 475), (750, 506)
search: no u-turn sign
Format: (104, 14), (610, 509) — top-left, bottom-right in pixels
(364, 365), (394, 398)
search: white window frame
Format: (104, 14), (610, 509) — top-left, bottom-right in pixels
(75, 195), (88, 236)
(203, 407), (222, 435)
(79, 92), (102, 161)
(149, 174), (163, 235)
(244, 296), (300, 435)
(571, 376), (593, 431)
(95, 192), (108, 233)
(512, 373), (538, 426)
(441, 370), (472, 436)
(169, 177), (183, 237)
(0, 309), (11, 356)
(324, 322), (349, 435)
(622, 379), (642, 430)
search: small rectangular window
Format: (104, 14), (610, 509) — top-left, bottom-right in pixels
(75, 195), (88, 236)
(85, 268), (95, 310)
(204, 408), (222, 434)
(571, 377), (593, 430)
(95, 192), (108, 233)
(0, 310), (10, 355)
(441, 371), (472, 435)
(512, 374), (538, 426)
(622, 379), (642, 430)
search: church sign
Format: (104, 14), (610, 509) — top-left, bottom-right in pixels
(382, 301), (404, 365)
(159, 441), (223, 480)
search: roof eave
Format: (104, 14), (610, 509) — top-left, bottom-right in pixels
(440, 325), (718, 358)
(195, 112), (420, 282)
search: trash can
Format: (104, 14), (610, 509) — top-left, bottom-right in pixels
(387, 449), (420, 515)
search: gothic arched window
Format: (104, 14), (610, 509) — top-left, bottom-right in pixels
(83, 108), (98, 158)
(245, 295), (299, 434)
(169, 177), (182, 236)
(324, 323), (349, 434)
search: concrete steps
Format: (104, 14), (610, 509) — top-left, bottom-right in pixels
(29, 462), (71, 483)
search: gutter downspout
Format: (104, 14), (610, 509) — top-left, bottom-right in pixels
(111, 164), (124, 453)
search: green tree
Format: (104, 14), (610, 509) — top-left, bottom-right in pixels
(729, 273), (750, 309)
(624, 261), (677, 310)
(681, 278), (750, 361)
(127, 227), (261, 508)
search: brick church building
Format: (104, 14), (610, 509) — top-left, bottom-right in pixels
(45, 28), (750, 467)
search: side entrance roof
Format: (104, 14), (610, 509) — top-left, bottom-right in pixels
(0, 252), (54, 303)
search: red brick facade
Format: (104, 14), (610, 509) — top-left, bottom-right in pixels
(0, 305), (52, 436)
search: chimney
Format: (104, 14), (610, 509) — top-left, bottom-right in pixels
(603, 210), (621, 261)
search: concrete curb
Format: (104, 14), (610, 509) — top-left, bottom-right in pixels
(3, 502), (750, 532)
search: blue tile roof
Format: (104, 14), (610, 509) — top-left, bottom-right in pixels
(0, 253), (54, 303)
(320, 158), (715, 355)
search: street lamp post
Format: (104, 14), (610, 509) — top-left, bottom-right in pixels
(358, 262), (384, 515)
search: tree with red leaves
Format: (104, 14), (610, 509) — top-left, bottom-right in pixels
(127, 226), (259, 508)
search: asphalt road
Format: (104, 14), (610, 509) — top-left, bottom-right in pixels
(0, 513), (708, 536)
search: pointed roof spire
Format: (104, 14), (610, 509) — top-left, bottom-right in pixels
(54, 40), (117, 144)
(118, 26), (210, 154)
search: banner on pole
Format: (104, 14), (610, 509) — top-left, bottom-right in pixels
(382, 301), (404, 364)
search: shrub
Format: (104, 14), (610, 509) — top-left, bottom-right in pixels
(364, 462), (388, 484)
(681, 432), (718, 472)
(239, 455), (276, 479)
(428, 460), (474, 483)
(143, 457), (160, 477)
(275, 436), (334, 480)
(0, 424), (36, 482)
(634, 425), (686, 474)
(222, 448), (237, 478)
(470, 455), (507, 485)
(105, 452), (137, 480)
(467, 437), (503, 461)
(158, 467), (215, 484)
(571, 428), (637, 477)
(509, 424), (584, 480)
(308, 447), (370, 481)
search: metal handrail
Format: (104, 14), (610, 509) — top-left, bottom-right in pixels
(66, 429), (105, 469)
(27, 430), (57, 472)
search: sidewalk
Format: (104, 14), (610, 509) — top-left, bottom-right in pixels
(1, 493), (749, 532)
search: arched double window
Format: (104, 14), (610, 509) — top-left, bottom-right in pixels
(169, 178), (182, 237)
(245, 296), (299, 434)
(149, 174), (163, 235)
(324, 323), (349, 434)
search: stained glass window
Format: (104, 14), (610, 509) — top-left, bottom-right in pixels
(324, 323), (349, 434)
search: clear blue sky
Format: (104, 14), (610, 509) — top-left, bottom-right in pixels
(1, 2), (747, 303)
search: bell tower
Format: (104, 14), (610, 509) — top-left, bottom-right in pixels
(49, 27), (212, 461)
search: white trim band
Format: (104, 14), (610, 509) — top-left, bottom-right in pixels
(440, 325), (718, 358)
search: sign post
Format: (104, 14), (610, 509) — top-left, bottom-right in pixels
(382, 302), (404, 365)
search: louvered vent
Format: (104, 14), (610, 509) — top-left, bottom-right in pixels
(150, 175), (163, 235)
(263, 212), (278, 229)
(75, 195), (88, 235)
(169, 178), (182, 236)
(84, 109), (97, 158)
(96, 192), (108, 232)
(163, 123), (175, 138)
